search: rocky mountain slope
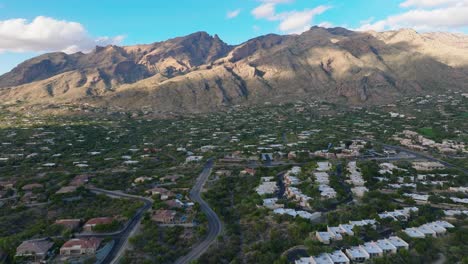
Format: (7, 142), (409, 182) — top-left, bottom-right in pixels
(1, 27), (467, 114)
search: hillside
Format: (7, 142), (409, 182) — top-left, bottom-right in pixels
(1, 27), (467, 114)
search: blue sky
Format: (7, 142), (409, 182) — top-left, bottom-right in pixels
(1, 0), (467, 74)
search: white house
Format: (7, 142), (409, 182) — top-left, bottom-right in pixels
(345, 247), (370, 263)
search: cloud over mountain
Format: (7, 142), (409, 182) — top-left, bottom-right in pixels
(359, 0), (468, 32)
(0, 16), (124, 53)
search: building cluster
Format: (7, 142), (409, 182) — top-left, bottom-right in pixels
(15, 236), (105, 262)
(393, 130), (467, 154)
(314, 162), (337, 199)
(284, 166), (314, 207)
(378, 207), (419, 221)
(403, 220), (454, 238)
(412, 161), (445, 171)
(256, 177), (278, 195)
(315, 219), (377, 244)
(297, 236), (409, 264)
(346, 161), (368, 198)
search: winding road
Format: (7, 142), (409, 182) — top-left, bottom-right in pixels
(83, 187), (153, 264)
(174, 158), (223, 264)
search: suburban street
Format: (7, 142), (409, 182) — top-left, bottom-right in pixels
(174, 158), (223, 264)
(82, 187), (153, 264)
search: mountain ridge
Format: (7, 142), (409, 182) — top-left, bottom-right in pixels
(1, 27), (467, 114)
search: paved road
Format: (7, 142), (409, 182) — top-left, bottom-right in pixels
(356, 138), (468, 174)
(174, 159), (222, 264)
(379, 143), (468, 174)
(82, 188), (153, 264)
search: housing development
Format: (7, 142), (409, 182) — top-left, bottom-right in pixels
(0, 90), (465, 264)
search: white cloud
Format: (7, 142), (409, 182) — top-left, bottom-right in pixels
(358, 1), (468, 32)
(0, 16), (124, 53)
(279, 6), (330, 34)
(251, 0), (330, 34)
(399, 0), (466, 8)
(227, 9), (241, 19)
(318, 21), (333, 28)
(252, 3), (277, 20)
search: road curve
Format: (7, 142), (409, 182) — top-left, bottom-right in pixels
(84, 187), (153, 264)
(174, 159), (222, 264)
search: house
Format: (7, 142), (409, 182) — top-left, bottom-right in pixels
(423, 223), (447, 236)
(152, 210), (176, 223)
(412, 161), (445, 171)
(15, 239), (54, 262)
(241, 168), (256, 176)
(134, 176), (152, 183)
(70, 175), (90, 186)
(296, 257), (313, 264)
(345, 247), (370, 263)
(256, 180), (278, 195)
(417, 225), (437, 238)
(361, 242), (383, 258)
(327, 226), (344, 240)
(83, 217), (114, 232)
(376, 239), (397, 254)
(0, 180), (15, 189)
(56, 186), (77, 194)
(316, 231), (334, 244)
(338, 224), (355, 236)
(328, 250), (350, 264)
(317, 162), (332, 171)
(21, 183), (43, 191)
(146, 187), (174, 200)
(349, 219), (377, 229)
(164, 199), (183, 209)
(311, 253), (334, 264)
(55, 219), (81, 230)
(387, 236), (409, 251)
(60, 238), (102, 255)
(346, 247), (370, 262)
(404, 228), (425, 238)
(263, 198), (283, 209)
(351, 187), (368, 198)
(434, 220), (455, 229)
(186, 156), (203, 163)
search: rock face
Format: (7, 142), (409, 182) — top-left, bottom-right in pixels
(1, 27), (467, 113)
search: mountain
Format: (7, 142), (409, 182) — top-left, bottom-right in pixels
(1, 27), (467, 114)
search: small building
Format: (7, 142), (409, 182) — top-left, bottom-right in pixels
(152, 210), (177, 224)
(311, 253), (333, 264)
(316, 231), (333, 244)
(404, 228), (425, 239)
(345, 247), (370, 263)
(327, 226), (344, 240)
(15, 239), (54, 262)
(417, 225), (437, 238)
(56, 186), (77, 194)
(376, 239), (397, 254)
(361, 242), (383, 258)
(387, 236), (409, 251)
(412, 161), (445, 171)
(146, 187), (174, 200)
(329, 250), (350, 264)
(338, 224), (355, 236)
(83, 217), (114, 232)
(434, 220), (455, 229)
(423, 223), (447, 236)
(60, 238), (102, 255)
